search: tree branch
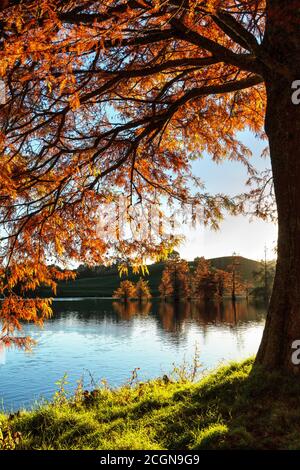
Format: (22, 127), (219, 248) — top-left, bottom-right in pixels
(212, 10), (260, 53)
(170, 19), (262, 75)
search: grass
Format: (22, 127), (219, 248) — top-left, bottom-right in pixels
(38, 256), (261, 298)
(2, 357), (300, 450)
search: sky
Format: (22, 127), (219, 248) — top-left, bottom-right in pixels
(178, 131), (278, 262)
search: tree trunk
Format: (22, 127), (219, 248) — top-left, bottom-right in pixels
(256, 1), (300, 372)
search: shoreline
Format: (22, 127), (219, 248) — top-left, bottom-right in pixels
(2, 357), (299, 450)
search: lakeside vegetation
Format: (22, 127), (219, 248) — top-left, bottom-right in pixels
(37, 256), (272, 299)
(113, 278), (151, 301)
(158, 255), (248, 302)
(2, 358), (300, 450)
(95, 254), (274, 302)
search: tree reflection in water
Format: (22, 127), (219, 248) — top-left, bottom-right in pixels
(110, 299), (267, 334)
(112, 301), (152, 320)
(1, 298), (267, 410)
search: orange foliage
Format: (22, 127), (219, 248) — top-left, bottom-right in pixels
(135, 278), (152, 300)
(113, 280), (136, 301)
(0, 1), (269, 342)
(159, 257), (191, 300)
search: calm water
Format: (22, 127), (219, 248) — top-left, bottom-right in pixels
(0, 299), (267, 411)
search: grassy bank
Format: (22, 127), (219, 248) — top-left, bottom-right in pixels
(2, 358), (300, 450)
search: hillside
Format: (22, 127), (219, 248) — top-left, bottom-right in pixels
(38, 256), (261, 298)
(209, 256), (261, 282)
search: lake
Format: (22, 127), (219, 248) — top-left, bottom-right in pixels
(0, 298), (267, 411)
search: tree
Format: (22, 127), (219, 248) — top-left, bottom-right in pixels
(159, 258), (190, 301)
(158, 272), (172, 301)
(214, 269), (232, 299)
(113, 280), (136, 302)
(193, 258), (248, 300)
(166, 250), (181, 260)
(244, 280), (253, 301)
(0, 1), (298, 371)
(253, 259), (276, 301)
(135, 278), (152, 301)
(193, 257), (217, 301)
(198, 271), (218, 301)
(227, 254), (247, 301)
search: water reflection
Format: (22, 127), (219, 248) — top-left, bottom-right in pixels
(50, 298), (266, 333)
(112, 301), (152, 320)
(0, 298), (267, 411)
(110, 299), (267, 333)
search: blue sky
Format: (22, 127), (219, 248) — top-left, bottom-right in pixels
(178, 131), (277, 262)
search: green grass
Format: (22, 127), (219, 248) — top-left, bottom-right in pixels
(39, 257), (261, 298)
(2, 358), (300, 450)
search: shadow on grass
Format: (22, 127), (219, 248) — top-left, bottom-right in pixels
(4, 358), (300, 450)
(161, 359), (300, 450)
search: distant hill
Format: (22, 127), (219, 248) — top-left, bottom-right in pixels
(39, 256), (262, 298)
(209, 256), (262, 283)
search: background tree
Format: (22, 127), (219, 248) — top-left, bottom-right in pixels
(244, 281), (253, 301)
(0, 1), (299, 371)
(197, 271), (218, 301)
(159, 258), (190, 301)
(193, 257), (216, 300)
(214, 269), (232, 299)
(135, 278), (152, 301)
(158, 271), (173, 301)
(227, 254), (247, 302)
(253, 259), (276, 301)
(113, 280), (136, 302)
